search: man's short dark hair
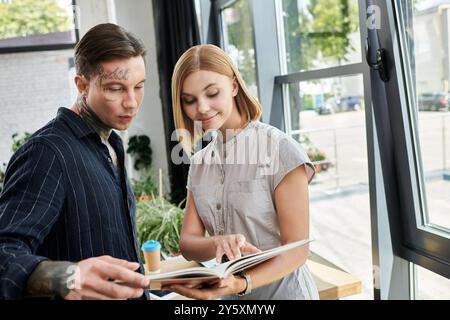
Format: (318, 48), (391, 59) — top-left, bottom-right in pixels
(75, 23), (146, 79)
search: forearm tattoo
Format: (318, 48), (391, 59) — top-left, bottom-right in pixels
(25, 260), (76, 298)
(75, 95), (112, 143)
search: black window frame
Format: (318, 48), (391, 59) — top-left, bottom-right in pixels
(368, 0), (450, 279)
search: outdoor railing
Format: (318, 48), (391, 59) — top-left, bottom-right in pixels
(290, 112), (450, 190)
(291, 124), (365, 190)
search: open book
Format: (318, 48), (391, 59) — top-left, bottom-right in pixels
(147, 238), (312, 287)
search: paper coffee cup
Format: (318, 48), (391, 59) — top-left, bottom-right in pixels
(141, 240), (161, 274)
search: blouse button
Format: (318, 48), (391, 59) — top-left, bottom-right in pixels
(216, 203), (222, 210)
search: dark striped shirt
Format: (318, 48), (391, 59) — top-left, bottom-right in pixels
(0, 107), (145, 299)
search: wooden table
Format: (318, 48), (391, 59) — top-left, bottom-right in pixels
(148, 252), (362, 300)
(306, 252), (362, 299)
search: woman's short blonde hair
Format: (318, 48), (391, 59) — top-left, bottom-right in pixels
(171, 44), (262, 154)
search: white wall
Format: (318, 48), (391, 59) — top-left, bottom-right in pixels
(0, 0), (169, 193)
(76, 0), (115, 36)
(0, 50), (73, 166)
(113, 0), (168, 184)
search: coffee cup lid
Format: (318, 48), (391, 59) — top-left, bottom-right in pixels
(142, 240), (161, 252)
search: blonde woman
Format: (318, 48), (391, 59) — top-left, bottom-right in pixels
(167, 44), (319, 300)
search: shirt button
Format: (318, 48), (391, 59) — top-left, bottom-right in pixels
(216, 203), (222, 210)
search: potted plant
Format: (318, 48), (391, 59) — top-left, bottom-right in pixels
(136, 196), (185, 258)
(308, 148), (328, 172)
(127, 134), (158, 201)
(299, 135), (331, 173)
(127, 134), (152, 171)
(1, 131), (33, 193)
(11, 132), (33, 152)
(0, 163), (5, 193)
(131, 169), (157, 201)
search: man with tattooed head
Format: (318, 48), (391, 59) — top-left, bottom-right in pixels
(0, 23), (150, 299)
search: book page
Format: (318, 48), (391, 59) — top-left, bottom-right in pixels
(147, 266), (220, 280)
(224, 238), (313, 276)
(146, 238), (313, 287)
(149, 275), (220, 289)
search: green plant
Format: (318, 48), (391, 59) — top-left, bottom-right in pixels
(132, 169), (158, 199)
(301, 94), (314, 110)
(127, 135), (152, 171)
(0, 0), (72, 40)
(299, 135), (330, 171)
(11, 132), (33, 153)
(0, 163), (5, 193)
(136, 196), (185, 257)
(307, 148), (327, 162)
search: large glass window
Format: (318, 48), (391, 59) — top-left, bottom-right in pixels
(416, 265), (450, 299)
(286, 74), (364, 130)
(221, 0), (258, 96)
(276, 0), (373, 299)
(199, 0), (450, 299)
(397, 1), (450, 233)
(285, 74), (372, 299)
(0, 0), (77, 51)
(290, 75), (366, 188)
(281, 0), (361, 73)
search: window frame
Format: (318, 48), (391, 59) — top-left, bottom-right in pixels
(0, 0), (79, 54)
(201, 0), (283, 124)
(197, 0), (450, 299)
(368, 0), (450, 279)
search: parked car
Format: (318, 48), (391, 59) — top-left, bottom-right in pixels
(338, 96), (362, 111)
(316, 98), (336, 115)
(316, 96), (363, 115)
(418, 92), (450, 111)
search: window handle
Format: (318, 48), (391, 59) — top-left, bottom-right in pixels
(365, 38), (389, 82)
